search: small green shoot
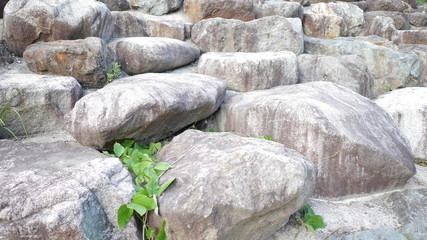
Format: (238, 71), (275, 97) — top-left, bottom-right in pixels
(106, 62), (123, 84)
(295, 204), (325, 236)
(418, 0), (425, 5)
(0, 95), (28, 139)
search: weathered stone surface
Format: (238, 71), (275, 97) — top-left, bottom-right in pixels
(109, 37), (200, 74)
(206, 81), (416, 197)
(191, 16), (304, 54)
(253, 1), (303, 20)
(0, 74), (82, 138)
(152, 130), (316, 240)
(3, 0), (114, 56)
(305, 2), (365, 36)
(364, 11), (411, 30)
(375, 88), (427, 163)
(146, 19), (187, 41)
(399, 44), (427, 85)
(0, 40), (14, 67)
(0, 0), (8, 18)
(184, 0), (255, 23)
(133, 0), (182, 16)
(304, 36), (423, 95)
(23, 37), (116, 88)
(65, 73), (227, 149)
(297, 54), (374, 98)
(405, 11), (427, 27)
(395, 30), (427, 44)
(351, 1), (368, 11)
(366, 0), (406, 12)
(282, 0), (310, 7)
(98, 0), (130, 11)
(0, 140), (137, 240)
(112, 12), (149, 38)
(402, 0), (418, 8)
(197, 51), (298, 92)
(303, 13), (343, 39)
(364, 16), (398, 41)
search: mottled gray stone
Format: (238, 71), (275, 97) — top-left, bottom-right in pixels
(112, 11), (149, 38)
(0, 140), (137, 240)
(364, 16), (398, 42)
(98, 0), (130, 11)
(405, 11), (427, 27)
(206, 82), (416, 197)
(364, 11), (411, 30)
(0, 74), (82, 138)
(3, 0), (114, 56)
(184, 0), (254, 23)
(394, 30), (427, 44)
(366, 0), (406, 12)
(133, 0), (182, 16)
(399, 44), (427, 85)
(197, 51), (298, 92)
(303, 13), (343, 39)
(297, 54), (374, 98)
(65, 73), (227, 149)
(108, 37), (200, 74)
(304, 36), (423, 95)
(152, 130), (316, 240)
(191, 16), (304, 54)
(253, 1), (303, 20)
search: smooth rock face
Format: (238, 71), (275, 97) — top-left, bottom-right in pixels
(364, 16), (398, 42)
(304, 2), (365, 36)
(399, 44), (427, 85)
(364, 11), (411, 30)
(146, 19), (188, 41)
(304, 36), (423, 95)
(23, 37), (116, 88)
(366, 0), (406, 12)
(197, 51), (298, 92)
(395, 30), (427, 44)
(0, 74), (82, 138)
(3, 0), (114, 56)
(297, 54), (374, 98)
(134, 0), (182, 16)
(184, 0), (255, 23)
(98, 0), (130, 11)
(65, 73), (227, 149)
(153, 130), (316, 240)
(0, 140), (137, 240)
(303, 13), (342, 39)
(207, 82), (416, 197)
(191, 16), (304, 54)
(112, 12), (149, 38)
(109, 37), (200, 74)
(375, 88), (427, 163)
(253, 1), (303, 20)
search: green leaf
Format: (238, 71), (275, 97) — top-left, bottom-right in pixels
(154, 162), (171, 171)
(102, 151), (115, 157)
(155, 220), (167, 240)
(122, 140), (135, 148)
(154, 195), (159, 215)
(117, 204), (134, 229)
(135, 176), (145, 186)
(146, 227), (156, 239)
(207, 129), (220, 132)
(132, 193), (157, 210)
(149, 142), (162, 155)
(133, 161), (154, 176)
(306, 215), (325, 230)
(158, 177), (176, 196)
(126, 203), (147, 216)
(114, 143), (125, 157)
(144, 168), (160, 196)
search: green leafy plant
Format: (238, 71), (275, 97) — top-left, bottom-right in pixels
(418, 0), (425, 5)
(106, 62), (123, 84)
(0, 96), (28, 139)
(258, 135), (274, 141)
(295, 204), (325, 236)
(104, 140), (175, 240)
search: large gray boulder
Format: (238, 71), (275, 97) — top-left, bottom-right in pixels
(133, 0), (182, 16)
(109, 37), (200, 74)
(297, 54), (374, 98)
(65, 73), (227, 149)
(304, 36), (423, 96)
(112, 12), (149, 38)
(3, 0), (113, 56)
(375, 88), (427, 163)
(399, 44), (427, 85)
(206, 82), (416, 197)
(23, 37), (116, 88)
(394, 30), (427, 45)
(405, 11), (427, 27)
(197, 51), (298, 92)
(0, 140), (137, 239)
(364, 16), (398, 42)
(364, 11), (411, 30)
(0, 74), (82, 138)
(303, 13), (343, 39)
(184, 0), (255, 23)
(191, 16), (304, 54)
(152, 130), (316, 240)
(253, 1), (303, 20)
(366, 0), (406, 12)
(98, 0), (131, 11)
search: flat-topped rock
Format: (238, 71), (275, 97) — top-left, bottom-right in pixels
(375, 88), (427, 163)
(197, 51), (298, 92)
(191, 16), (304, 54)
(366, 0), (406, 12)
(184, 0), (255, 23)
(3, 0), (113, 56)
(253, 1), (303, 20)
(65, 73), (227, 149)
(108, 37), (200, 74)
(206, 82), (416, 197)
(0, 74), (82, 138)
(364, 11), (411, 30)
(152, 130), (316, 240)
(303, 13), (343, 39)
(395, 30), (427, 45)
(133, 0), (182, 16)
(0, 140), (137, 239)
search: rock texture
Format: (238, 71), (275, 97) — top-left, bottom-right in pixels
(152, 130), (316, 240)
(399, 44), (427, 85)
(206, 82), (416, 197)
(109, 37), (200, 74)
(303, 13), (342, 39)
(366, 0), (406, 12)
(364, 16), (398, 41)
(197, 51), (298, 92)
(0, 74), (82, 138)
(304, 36), (423, 95)
(364, 11), (411, 30)
(23, 37), (116, 88)
(133, 0), (182, 16)
(3, 0), (113, 56)
(375, 88), (427, 163)
(191, 16), (304, 54)
(0, 140), (137, 240)
(405, 11), (427, 27)
(253, 1), (303, 20)
(395, 30), (427, 44)
(184, 0), (255, 23)
(112, 12), (149, 38)
(65, 73), (227, 149)
(297, 54), (374, 98)
(98, 0), (130, 11)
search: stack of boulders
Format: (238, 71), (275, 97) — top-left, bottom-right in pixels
(0, 0), (426, 239)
